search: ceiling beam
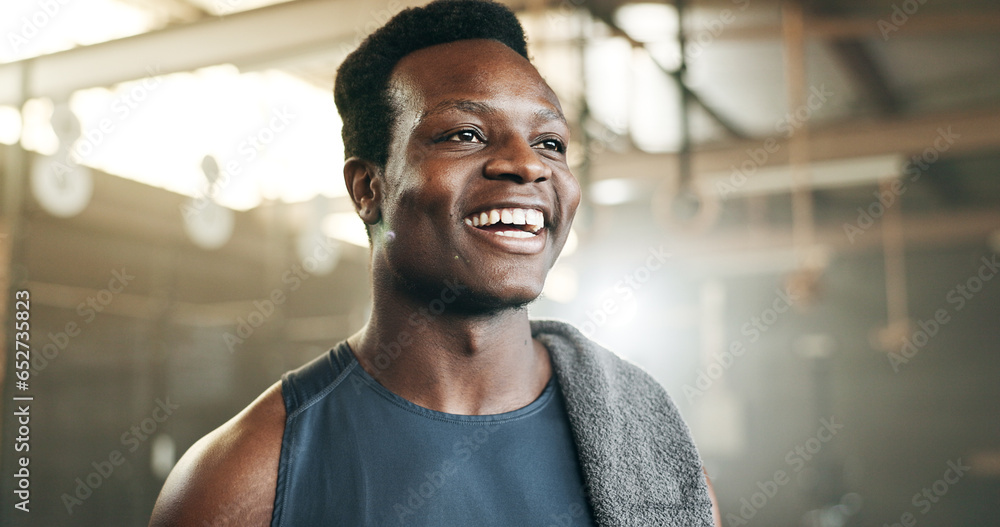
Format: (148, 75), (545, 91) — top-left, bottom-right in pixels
(3, 0), (994, 106)
(0, 0), (430, 105)
(709, 12), (1000, 41)
(583, 6), (750, 140)
(116, 0), (209, 24)
(671, 209), (1000, 277)
(826, 38), (901, 115)
(808, 0), (901, 116)
(590, 107), (1000, 182)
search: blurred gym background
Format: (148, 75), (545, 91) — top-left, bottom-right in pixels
(1, 0), (998, 525)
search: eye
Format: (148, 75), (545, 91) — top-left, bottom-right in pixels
(535, 138), (566, 153)
(444, 129), (484, 143)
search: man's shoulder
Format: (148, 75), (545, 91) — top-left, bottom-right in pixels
(148, 381), (286, 527)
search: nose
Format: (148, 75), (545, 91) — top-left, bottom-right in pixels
(483, 137), (550, 184)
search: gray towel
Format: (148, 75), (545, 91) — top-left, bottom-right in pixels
(532, 319), (715, 526)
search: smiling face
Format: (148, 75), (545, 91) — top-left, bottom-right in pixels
(365, 38), (580, 312)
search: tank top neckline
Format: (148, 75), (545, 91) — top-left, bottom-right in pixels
(338, 341), (557, 425)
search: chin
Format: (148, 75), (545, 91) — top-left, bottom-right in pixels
(386, 261), (543, 315)
(452, 280), (543, 316)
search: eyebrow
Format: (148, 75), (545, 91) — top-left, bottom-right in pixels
(422, 99), (494, 120)
(420, 98), (568, 126)
(533, 107), (567, 124)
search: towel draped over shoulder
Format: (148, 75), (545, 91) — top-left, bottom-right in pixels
(532, 319), (715, 527)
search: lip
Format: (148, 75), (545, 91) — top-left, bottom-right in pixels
(463, 220), (548, 254)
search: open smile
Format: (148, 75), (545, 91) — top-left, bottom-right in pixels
(463, 207), (545, 238)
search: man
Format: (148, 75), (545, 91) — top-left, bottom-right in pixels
(150, 1), (720, 525)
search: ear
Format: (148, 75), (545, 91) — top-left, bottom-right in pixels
(344, 157), (383, 226)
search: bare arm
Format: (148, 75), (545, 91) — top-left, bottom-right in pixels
(149, 382), (286, 527)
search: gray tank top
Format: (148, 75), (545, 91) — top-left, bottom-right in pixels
(270, 342), (596, 526)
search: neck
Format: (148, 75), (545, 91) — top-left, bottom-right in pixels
(348, 287), (551, 415)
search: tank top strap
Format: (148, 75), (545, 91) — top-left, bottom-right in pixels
(279, 342), (356, 420)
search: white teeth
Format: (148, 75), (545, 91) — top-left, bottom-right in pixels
(494, 230), (534, 238)
(511, 208), (526, 225)
(464, 207), (545, 234)
(525, 209), (539, 227)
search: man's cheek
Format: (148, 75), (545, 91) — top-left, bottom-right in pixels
(562, 176), (583, 217)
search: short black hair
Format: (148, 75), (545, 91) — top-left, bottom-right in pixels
(334, 0), (529, 167)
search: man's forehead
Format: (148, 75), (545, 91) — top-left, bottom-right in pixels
(388, 40), (565, 122)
